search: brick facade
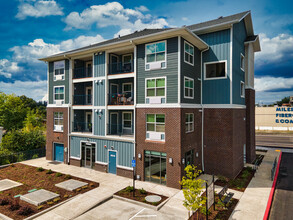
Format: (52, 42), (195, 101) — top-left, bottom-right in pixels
(46, 107), (69, 163)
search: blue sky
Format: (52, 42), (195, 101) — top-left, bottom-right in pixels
(0, 0), (293, 104)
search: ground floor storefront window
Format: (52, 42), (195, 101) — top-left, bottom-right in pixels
(144, 151), (166, 185)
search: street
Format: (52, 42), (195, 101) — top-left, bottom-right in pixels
(256, 135), (293, 148)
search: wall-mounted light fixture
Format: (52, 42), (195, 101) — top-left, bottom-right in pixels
(111, 146), (114, 150)
(95, 109), (98, 113)
(95, 80), (98, 84)
(169, 158), (173, 164)
(99, 79), (103, 84)
(136, 175), (141, 180)
(138, 153), (142, 159)
(196, 152), (199, 157)
(182, 158), (185, 165)
(99, 52), (103, 55)
(94, 53), (98, 55)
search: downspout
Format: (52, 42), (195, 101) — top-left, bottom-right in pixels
(200, 47), (209, 173)
(64, 55), (71, 165)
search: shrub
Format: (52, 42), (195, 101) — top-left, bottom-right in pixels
(53, 198), (60, 203)
(17, 153), (25, 162)
(124, 186), (134, 193)
(139, 188), (147, 195)
(32, 154), (39, 159)
(37, 205), (44, 210)
(217, 175), (228, 183)
(36, 167), (44, 172)
(0, 198), (10, 206)
(64, 195), (69, 198)
(64, 174), (72, 180)
(17, 206), (34, 216)
(47, 201), (54, 205)
(46, 169), (53, 174)
(241, 170), (251, 179)
(55, 172), (62, 177)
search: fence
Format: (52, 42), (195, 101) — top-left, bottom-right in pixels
(0, 148), (46, 166)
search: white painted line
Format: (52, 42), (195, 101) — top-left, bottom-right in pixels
(129, 208), (146, 220)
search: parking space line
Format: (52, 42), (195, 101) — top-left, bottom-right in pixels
(129, 208), (146, 220)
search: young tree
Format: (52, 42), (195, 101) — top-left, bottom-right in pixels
(180, 165), (206, 218)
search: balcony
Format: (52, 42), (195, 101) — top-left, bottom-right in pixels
(72, 122), (92, 133)
(73, 95), (92, 105)
(73, 67), (92, 79)
(108, 61), (134, 75)
(109, 92), (134, 105)
(107, 123), (134, 137)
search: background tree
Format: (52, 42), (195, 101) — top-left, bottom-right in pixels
(179, 165), (206, 218)
(276, 96), (290, 106)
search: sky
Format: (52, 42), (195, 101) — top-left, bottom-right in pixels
(0, 0), (293, 104)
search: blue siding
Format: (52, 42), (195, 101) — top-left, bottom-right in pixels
(94, 109), (105, 136)
(198, 29), (231, 104)
(94, 80), (105, 106)
(94, 52), (105, 77)
(70, 136), (134, 168)
(232, 21), (246, 105)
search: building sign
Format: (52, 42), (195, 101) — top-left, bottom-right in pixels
(275, 107), (293, 124)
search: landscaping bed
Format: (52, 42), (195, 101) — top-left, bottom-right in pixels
(0, 163), (99, 219)
(189, 195), (238, 220)
(215, 167), (255, 192)
(114, 186), (168, 206)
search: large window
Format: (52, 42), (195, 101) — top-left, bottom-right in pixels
(144, 151), (166, 185)
(146, 78), (166, 98)
(54, 86), (64, 104)
(185, 113), (194, 133)
(146, 114), (165, 141)
(205, 61), (226, 79)
(123, 112), (132, 129)
(54, 112), (63, 132)
(54, 60), (65, 81)
(184, 77), (194, 99)
(145, 41), (166, 70)
(184, 41), (194, 65)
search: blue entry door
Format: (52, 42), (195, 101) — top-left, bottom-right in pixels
(54, 143), (64, 162)
(108, 151), (117, 174)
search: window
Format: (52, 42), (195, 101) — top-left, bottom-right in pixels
(185, 113), (194, 133)
(240, 54), (245, 71)
(54, 61), (65, 81)
(146, 78), (166, 98)
(144, 151), (166, 185)
(54, 86), (64, 104)
(205, 61), (226, 79)
(146, 114), (165, 141)
(54, 112), (63, 132)
(123, 112), (132, 129)
(123, 83), (132, 95)
(145, 41), (166, 70)
(122, 54), (132, 65)
(184, 77), (194, 99)
(184, 41), (194, 65)
(241, 81), (245, 98)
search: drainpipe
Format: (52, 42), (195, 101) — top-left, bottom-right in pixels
(64, 55), (71, 165)
(200, 47), (209, 173)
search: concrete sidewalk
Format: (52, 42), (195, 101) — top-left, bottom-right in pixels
(229, 150), (280, 220)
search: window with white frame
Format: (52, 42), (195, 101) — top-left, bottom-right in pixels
(185, 113), (194, 133)
(241, 81), (245, 98)
(240, 54), (245, 71)
(146, 114), (165, 141)
(145, 41), (166, 70)
(54, 61), (65, 81)
(205, 61), (226, 79)
(146, 78), (165, 97)
(184, 41), (194, 65)
(54, 86), (64, 104)
(54, 112), (63, 132)
(123, 112), (132, 129)
(184, 77), (194, 99)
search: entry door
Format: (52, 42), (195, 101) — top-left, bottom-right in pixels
(54, 143), (64, 162)
(110, 113), (118, 134)
(86, 61), (92, 77)
(85, 87), (92, 105)
(108, 151), (117, 174)
(110, 55), (119, 74)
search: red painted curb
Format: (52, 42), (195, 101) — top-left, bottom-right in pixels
(263, 151), (282, 220)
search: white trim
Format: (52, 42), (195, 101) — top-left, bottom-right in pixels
(184, 40), (194, 66)
(145, 76), (167, 103)
(230, 26), (233, 104)
(70, 156), (81, 160)
(122, 82), (133, 95)
(105, 51), (108, 138)
(108, 149), (118, 174)
(70, 133), (135, 142)
(107, 105), (135, 110)
(53, 85), (65, 105)
(122, 53), (133, 67)
(80, 140), (96, 165)
(240, 53), (245, 72)
(240, 81), (245, 98)
(145, 40), (167, 71)
(117, 165), (133, 171)
(178, 36), (181, 104)
(185, 113), (194, 133)
(72, 106), (94, 110)
(146, 114), (165, 141)
(53, 112), (64, 132)
(122, 111), (132, 130)
(73, 76), (105, 83)
(53, 60), (65, 81)
(203, 104), (246, 109)
(48, 104), (71, 108)
(136, 103), (246, 109)
(96, 161), (107, 165)
(204, 60), (228, 80)
(107, 73), (135, 80)
(184, 76), (194, 99)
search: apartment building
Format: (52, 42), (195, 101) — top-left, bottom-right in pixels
(40, 11), (260, 189)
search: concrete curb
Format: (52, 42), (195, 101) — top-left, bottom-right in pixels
(113, 194), (170, 211)
(0, 213), (13, 220)
(263, 151), (282, 220)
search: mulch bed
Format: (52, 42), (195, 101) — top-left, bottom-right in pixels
(0, 163), (99, 220)
(215, 167), (255, 192)
(114, 186), (168, 206)
(189, 195), (238, 220)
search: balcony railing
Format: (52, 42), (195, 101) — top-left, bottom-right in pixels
(108, 62), (134, 75)
(108, 92), (134, 105)
(73, 95), (92, 105)
(73, 67), (92, 79)
(107, 123), (134, 136)
(72, 122), (92, 133)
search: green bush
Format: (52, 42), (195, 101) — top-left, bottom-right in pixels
(46, 169), (53, 174)
(217, 175), (228, 183)
(64, 174), (72, 180)
(124, 186), (134, 192)
(32, 154), (39, 159)
(17, 153), (25, 162)
(139, 188), (147, 195)
(36, 167), (44, 172)
(241, 170), (251, 179)
(55, 172), (62, 177)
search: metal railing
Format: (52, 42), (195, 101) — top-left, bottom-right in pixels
(73, 95), (92, 105)
(73, 67), (93, 79)
(72, 122), (92, 133)
(108, 62), (134, 74)
(107, 123), (134, 136)
(0, 148), (46, 166)
(108, 92), (134, 105)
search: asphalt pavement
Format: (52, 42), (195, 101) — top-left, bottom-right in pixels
(256, 135), (293, 148)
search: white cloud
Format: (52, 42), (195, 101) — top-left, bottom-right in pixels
(182, 17), (189, 21)
(64, 2), (168, 37)
(0, 80), (47, 101)
(255, 76), (293, 92)
(16, 0), (63, 20)
(0, 59), (22, 79)
(256, 33), (293, 66)
(60, 34), (104, 51)
(135, 5), (149, 12)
